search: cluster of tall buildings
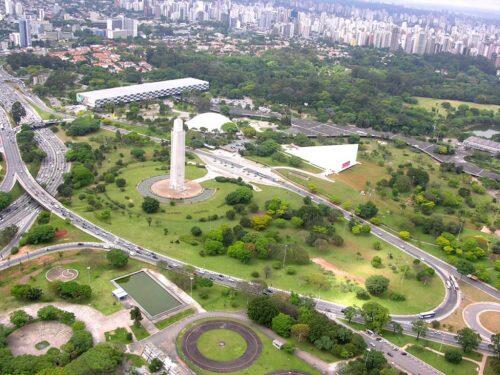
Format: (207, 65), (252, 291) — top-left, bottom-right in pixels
(116, 0), (499, 63)
(88, 14), (138, 39)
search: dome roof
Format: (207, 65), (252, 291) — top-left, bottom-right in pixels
(186, 112), (232, 132)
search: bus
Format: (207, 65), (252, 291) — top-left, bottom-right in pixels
(449, 275), (459, 291)
(419, 311), (436, 319)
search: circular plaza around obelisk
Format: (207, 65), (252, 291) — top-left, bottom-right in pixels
(151, 178), (203, 199)
(137, 174), (216, 203)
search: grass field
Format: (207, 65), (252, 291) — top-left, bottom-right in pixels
(0, 250), (146, 315)
(407, 345), (479, 375)
(484, 357), (500, 375)
(105, 327), (132, 344)
(246, 154), (323, 174)
(197, 328), (248, 361)
(275, 139), (498, 288)
(177, 318), (321, 375)
(412, 97), (500, 114)
(52, 129), (446, 314)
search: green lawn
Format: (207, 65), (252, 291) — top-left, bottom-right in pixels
(130, 323), (150, 340)
(105, 327), (132, 344)
(276, 139), (498, 288)
(484, 356), (500, 375)
(412, 97), (499, 115)
(197, 328), (248, 361)
(177, 319), (320, 375)
(0, 250), (146, 315)
(190, 284), (250, 312)
(407, 345), (479, 375)
(155, 308), (196, 330)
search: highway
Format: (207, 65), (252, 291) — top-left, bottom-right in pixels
(0, 81), (69, 256)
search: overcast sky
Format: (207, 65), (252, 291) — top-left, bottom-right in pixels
(381, 0), (500, 14)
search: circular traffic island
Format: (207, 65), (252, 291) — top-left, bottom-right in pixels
(180, 320), (262, 373)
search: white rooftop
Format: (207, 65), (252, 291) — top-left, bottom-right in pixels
(186, 112), (232, 132)
(77, 78), (208, 101)
(284, 144), (358, 173)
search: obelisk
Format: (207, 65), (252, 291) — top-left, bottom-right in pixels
(169, 118), (185, 191)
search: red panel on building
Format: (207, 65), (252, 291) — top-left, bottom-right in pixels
(342, 161), (351, 169)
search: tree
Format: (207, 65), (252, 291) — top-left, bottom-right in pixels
(411, 319), (428, 340)
(0, 192), (12, 210)
(444, 348), (463, 364)
(456, 259), (475, 276)
(291, 323), (310, 342)
(65, 330), (94, 358)
(389, 321), (403, 335)
(364, 350), (387, 371)
(66, 116), (100, 136)
(63, 343), (123, 374)
(130, 148), (146, 160)
(343, 306), (357, 323)
(142, 197), (160, 213)
(457, 327), (481, 353)
(57, 281), (92, 301)
(21, 224), (56, 245)
(489, 333), (500, 356)
(130, 306), (143, 327)
(115, 178), (126, 187)
(191, 226), (202, 236)
(361, 302), (390, 333)
(356, 201), (378, 219)
(365, 275), (390, 296)
(106, 249), (129, 268)
(149, 357), (163, 372)
(271, 313), (294, 337)
(247, 296), (279, 327)
(11, 284), (43, 301)
(11, 101), (26, 124)
(10, 310), (31, 328)
(225, 187), (253, 205)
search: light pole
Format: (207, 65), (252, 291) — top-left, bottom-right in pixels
(190, 276), (194, 296)
(86, 266), (91, 285)
(282, 244), (288, 269)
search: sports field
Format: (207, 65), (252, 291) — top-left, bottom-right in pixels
(115, 271), (183, 317)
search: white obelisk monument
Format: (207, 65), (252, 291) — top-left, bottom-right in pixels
(169, 118), (185, 191)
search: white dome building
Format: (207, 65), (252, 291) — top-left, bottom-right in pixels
(186, 112), (232, 132)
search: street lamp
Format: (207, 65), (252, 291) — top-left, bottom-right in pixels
(86, 266), (91, 284)
(190, 276), (194, 296)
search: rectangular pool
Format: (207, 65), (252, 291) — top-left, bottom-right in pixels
(115, 271), (183, 317)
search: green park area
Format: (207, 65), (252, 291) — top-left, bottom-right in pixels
(46, 128), (446, 315)
(0, 249), (145, 315)
(275, 138), (499, 288)
(197, 328), (248, 362)
(176, 319), (320, 375)
(412, 97), (500, 114)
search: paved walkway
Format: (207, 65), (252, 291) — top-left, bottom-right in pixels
(132, 311), (336, 374)
(0, 302), (132, 343)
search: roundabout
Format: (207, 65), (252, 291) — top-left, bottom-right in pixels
(180, 319), (262, 372)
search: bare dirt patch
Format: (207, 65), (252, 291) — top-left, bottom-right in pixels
(479, 311), (500, 333)
(55, 229), (68, 238)
(7, 321), (72, 356)
(311, 257), (365, 284)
